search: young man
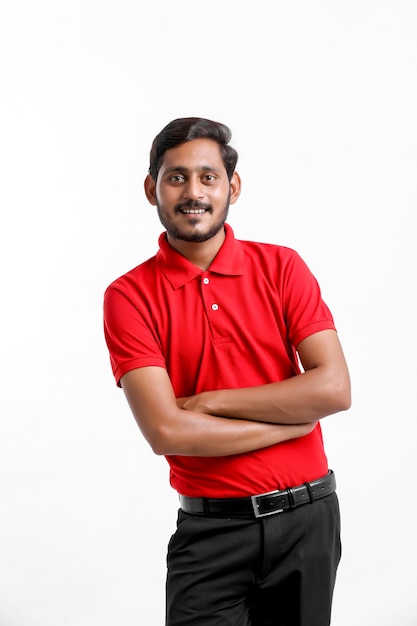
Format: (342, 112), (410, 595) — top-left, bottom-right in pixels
(103, 117), (351, 625)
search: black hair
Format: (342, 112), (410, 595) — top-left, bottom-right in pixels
(148, 117), (238, 181)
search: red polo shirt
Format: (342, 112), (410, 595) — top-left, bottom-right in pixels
(104, 224), (336, 497)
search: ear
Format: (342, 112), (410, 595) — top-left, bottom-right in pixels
(144, 174), (157, 206)
(229, 171), (242, 205)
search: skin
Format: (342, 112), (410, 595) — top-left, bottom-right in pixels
(121, 138), (351, 457)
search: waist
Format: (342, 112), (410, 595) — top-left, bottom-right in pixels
(178, 470), (336, 519)
(169, 430), (328, 497)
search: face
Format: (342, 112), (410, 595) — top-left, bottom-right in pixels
(144, 138), (240, 244)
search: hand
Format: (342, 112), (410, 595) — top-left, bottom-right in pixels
(177, 391), (212, 414)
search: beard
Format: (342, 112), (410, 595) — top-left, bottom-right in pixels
(156, 194), (231, 243)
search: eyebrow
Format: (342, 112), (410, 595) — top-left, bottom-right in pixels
(163, 165), (224, 174)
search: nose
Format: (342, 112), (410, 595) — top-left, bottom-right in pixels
(182, 175), (204, 200)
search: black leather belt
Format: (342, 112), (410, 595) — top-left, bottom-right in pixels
(179, 470), (336, 519)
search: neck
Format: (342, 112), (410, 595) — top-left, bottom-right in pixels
(167, 228), (226, 270)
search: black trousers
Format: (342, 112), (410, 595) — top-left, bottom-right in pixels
(166, 492), (341, 626)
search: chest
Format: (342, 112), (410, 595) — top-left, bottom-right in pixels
(143, 271), (297, 394)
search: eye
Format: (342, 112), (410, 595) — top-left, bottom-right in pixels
(169, 174), (185, 183)
(202, 174), (216, 183)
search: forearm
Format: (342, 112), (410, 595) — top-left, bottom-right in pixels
(141, 407), (316, 456)
(179, 368), (351, 425)
(121, 366), (315, 456)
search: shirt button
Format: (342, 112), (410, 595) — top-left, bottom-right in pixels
(211, 303), (219, 311)
(203, 277), (210, 285)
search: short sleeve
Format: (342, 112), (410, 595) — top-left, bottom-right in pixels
(279, 250), (336, 347)
(103, 285), (166, 386)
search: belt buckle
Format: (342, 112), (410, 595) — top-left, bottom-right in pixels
(251, 489), (284, 518)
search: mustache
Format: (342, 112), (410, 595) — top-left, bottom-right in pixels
(175, 200), (212, 211)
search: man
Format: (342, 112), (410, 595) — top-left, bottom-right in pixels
(103, 117), (351, 625)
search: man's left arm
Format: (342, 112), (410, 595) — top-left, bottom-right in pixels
(178, 329), (351, 424)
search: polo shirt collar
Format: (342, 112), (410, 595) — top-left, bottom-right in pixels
(156, 223), (244, 289)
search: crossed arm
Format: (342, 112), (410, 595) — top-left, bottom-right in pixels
(120, 330), (351, 457)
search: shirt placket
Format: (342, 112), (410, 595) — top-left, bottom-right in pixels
(200, 273), (226, 341)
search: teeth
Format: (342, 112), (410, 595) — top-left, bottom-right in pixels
(182, 209), (206, 214)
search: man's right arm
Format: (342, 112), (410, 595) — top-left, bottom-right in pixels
(120, 366), (316, 457)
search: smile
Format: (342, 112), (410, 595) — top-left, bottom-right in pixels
(180, 208), (207, 214)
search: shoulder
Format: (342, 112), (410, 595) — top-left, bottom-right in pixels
(105, 255), (157, 296)
(238, 237), (303, 268)
(235, 238), (319, 294)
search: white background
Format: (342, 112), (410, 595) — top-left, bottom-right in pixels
(1, 1), (416, 624)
